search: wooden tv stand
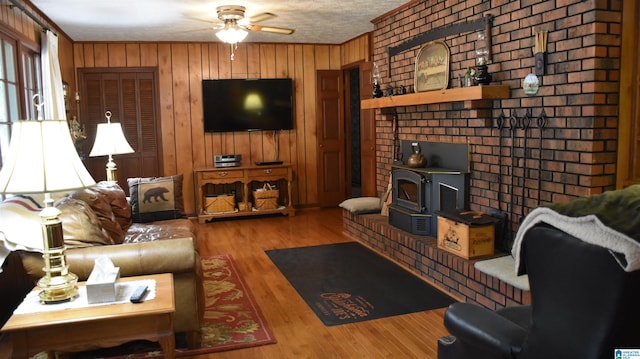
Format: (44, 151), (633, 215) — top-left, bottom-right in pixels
(194, 164), (295, 223)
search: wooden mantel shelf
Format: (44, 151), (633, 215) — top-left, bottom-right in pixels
(361, 84), (510, 109)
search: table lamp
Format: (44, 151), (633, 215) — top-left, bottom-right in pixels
(89, 111), (134, 183)
(0, 119), (96, 303)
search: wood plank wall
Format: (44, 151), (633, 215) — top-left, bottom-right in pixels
(0, 2), (75, 92)
(73, 36), (370, 214)
(0, 2), (39, 46)
(1, 0), (371, 214)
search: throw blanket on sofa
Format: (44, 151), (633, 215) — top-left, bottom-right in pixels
(513, 185), (640, 274)
(0, 196), (45, 272)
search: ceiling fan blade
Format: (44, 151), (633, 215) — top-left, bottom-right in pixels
(179, 27), (216, 34)
(248, 25), (295, 35)
(249, 12), (276, 23)
(186, 15), (220, 25)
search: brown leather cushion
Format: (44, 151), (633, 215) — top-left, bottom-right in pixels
(124, 218), (195, 243)
(93, 182), (133, 235)
(69, 188), (124, 244)
(57, 198), (114, 247)
(67, 182), (134, 244)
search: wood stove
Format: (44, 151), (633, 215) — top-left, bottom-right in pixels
(393, 168), (426, 213)
(388, 141), (470, 236)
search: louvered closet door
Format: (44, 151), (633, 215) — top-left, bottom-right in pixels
(78, 68), (161, 194)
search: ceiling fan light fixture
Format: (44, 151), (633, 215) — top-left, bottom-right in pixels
(216, 23), (248, 44)
(212, 4), (292, 60)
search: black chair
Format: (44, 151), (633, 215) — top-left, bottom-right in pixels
(1, 251), (34, 327)
(437, 223), (640, 359)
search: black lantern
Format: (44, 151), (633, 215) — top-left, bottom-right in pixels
(372, 62), (383, 98)
(475, 30), (492, 85)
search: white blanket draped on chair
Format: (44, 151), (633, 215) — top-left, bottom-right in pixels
(512, 185), (640, 274)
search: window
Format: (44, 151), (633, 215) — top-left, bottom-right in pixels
(22, 48), (41, 120)
(0, 35), (19, 168)
(0, 30), (41, 199)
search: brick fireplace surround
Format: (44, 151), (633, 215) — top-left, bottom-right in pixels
(343, 211), (530, 310)
(354, 1), (623, 310)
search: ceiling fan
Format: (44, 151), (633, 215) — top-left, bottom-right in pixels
(206, 5), (295, 59)
(216, 5), (295, 36)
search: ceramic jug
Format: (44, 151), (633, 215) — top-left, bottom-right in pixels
(407, 142), (427, 168)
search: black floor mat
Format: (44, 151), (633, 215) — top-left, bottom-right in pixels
(266, 242), (456, 326)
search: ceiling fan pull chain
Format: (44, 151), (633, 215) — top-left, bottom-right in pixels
(231, 43), (236, 61)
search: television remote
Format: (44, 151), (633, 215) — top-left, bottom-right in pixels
(130, 285), (149, 303)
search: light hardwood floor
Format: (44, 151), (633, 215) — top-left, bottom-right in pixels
(0, 208), (451, 358)
(187, 208), (450, 359)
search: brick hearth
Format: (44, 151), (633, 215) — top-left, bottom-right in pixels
(343, 210), (531, 310)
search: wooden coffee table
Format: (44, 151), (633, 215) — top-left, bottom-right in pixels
(1, 273), (175, 359)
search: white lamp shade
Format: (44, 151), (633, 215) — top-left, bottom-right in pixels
(216, 27), (248, 44)
(0, 120), (96, 194)
(89, 122), (134, 157)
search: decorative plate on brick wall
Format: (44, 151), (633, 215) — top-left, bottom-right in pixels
(414, 41), (450, 92)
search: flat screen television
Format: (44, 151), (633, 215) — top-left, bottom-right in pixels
(202, 78), (294, 132)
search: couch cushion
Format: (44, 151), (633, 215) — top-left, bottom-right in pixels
(128, 174), (187, 223)
(57, 198), (114, 247)
(93, 181), (132, 232)
(69, 187), (125, 244)
(339, 197), (382, 214)
(1, 194), (114, 261)
(124, 218), (195, 243)
(64, 236), (198, 280)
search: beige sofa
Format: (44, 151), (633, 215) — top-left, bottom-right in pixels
(9, 180), (203, 347)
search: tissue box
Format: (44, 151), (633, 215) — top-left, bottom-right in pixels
(86, 267), (121, 304)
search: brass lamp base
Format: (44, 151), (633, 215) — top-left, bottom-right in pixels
(106, 155), (118, 183)
(38, 272), (78, 303)
(38, 200), (79, 304)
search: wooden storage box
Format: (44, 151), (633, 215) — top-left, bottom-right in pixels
(205, 194), (236, 213)
(437, 210), (497, 259)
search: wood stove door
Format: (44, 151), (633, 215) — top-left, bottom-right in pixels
(392, 169), (427, 213)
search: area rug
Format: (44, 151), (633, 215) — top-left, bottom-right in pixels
(69, 254), (276, 358)
(265, 241), (456, 326)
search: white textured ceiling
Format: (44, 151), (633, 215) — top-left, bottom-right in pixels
(30, 0), (408, 44)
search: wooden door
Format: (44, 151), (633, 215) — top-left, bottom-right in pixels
(617, 0), (640, 188)
(316, 70), (346, 207)
(359, 62), (377, 197)
(78, 68), (162, 194)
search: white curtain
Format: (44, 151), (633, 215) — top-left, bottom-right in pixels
(40, 30), (66, 121)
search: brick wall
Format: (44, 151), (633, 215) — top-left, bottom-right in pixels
(371, 0), (622, 229)
(343, 210), (531, 310)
